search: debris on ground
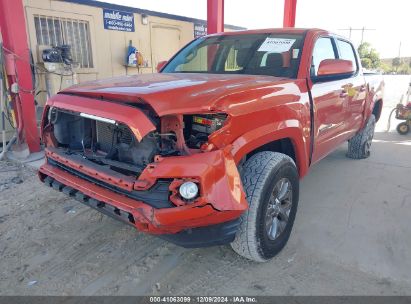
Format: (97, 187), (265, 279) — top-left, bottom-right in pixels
(0, 161), (26, 191)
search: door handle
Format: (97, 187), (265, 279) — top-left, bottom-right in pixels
(340, 90), (348, 98)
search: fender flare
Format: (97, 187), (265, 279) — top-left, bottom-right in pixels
(230, 120), (310, 177)
(363, 81), (384, 124)
(363, 94), (383, 126)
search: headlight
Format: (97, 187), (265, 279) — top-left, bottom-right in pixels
(191, 114), (227, 134)
(179, 181), (199, 200)
(184, 113), (228, 149)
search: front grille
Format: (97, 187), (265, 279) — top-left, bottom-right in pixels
(47, 158), (174, 209)
(96, 121), (134, 153)
(44, 176), (136, 226)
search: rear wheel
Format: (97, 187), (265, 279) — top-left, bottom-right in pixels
(231, 152), (299, 262)
(347, 114), (376, 159)
(396, 122), (410, 135)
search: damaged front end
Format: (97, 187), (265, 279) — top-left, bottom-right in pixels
(39, 94), (247, 247)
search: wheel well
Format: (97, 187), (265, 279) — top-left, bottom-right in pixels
(373, 99), (383, 121)
(244, 138), (297, 167)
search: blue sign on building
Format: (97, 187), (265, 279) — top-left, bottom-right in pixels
(194, 22), (207, 38)
(103, 9), (135, 32)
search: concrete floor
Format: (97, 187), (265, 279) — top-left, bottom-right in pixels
(298, 131), (411, 284)
(0, 76), (410, 295)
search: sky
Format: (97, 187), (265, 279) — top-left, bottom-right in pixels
(101, 0), (411, 59)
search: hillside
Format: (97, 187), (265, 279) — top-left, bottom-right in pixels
(380, 57), (411, 74)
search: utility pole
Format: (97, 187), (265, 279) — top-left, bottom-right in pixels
(361, 26), (365, 44)
(343, 26), (353, 39)
(338, 27), (376, 44)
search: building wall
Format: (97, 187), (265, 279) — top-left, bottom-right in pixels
(22, 0), (241, 105)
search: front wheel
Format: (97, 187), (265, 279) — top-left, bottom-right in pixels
(231, 152), (299, 262)
(396, 122), (410, 135)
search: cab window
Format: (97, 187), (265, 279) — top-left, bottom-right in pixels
(337, 39), (358, 72)
(311, 37), (336, 76)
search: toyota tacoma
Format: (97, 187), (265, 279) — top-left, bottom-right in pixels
(39, 28), (384, 262)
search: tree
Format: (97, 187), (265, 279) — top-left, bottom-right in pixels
(358, 42), (381, 70)
(379, 62), (392, 74)
(392, 57), (403, 72)
(361, 58), (373, 69)
(398, 63), (411, 74)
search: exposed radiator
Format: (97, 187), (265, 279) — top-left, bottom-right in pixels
(96, 121), (133, 153)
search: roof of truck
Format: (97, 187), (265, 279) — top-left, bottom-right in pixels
(212, 28), (327, 36)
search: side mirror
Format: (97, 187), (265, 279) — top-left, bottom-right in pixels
(316, 59), (355, 79)
(156, 60), (167, 72)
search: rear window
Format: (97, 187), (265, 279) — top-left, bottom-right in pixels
(162, 33), (305, 78)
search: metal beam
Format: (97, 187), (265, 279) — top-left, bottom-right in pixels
(283, 0), (297, 28)
(0, 0), (40, 153)
(207, 0), (224, 34)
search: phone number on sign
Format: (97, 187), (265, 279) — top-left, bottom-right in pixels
(106, 20), (133, 27)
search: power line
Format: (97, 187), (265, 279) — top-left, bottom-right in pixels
(338, 27), (376, 43)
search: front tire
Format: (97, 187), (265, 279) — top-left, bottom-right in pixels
(231, 152), (299, 262)
(396, 122), (410, 135)
(347, 114), (376, 159)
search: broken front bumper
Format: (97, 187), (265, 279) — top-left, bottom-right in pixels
(39, 148), (247, 247)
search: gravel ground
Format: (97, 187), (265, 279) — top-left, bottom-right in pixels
(0, 76), (410, 296)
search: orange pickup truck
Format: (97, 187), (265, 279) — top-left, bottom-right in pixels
(39, 28), (384, 262)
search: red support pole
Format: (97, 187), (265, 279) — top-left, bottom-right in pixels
(283, 0), (297, 28)
(207, 0), (224, 34)
(0, 0), (40, 153)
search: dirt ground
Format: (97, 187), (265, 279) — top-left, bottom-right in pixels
(0, 76), (411, 296)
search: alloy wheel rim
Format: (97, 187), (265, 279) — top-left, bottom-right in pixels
(265, 178), (293, 241)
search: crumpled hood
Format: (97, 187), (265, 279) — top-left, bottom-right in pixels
(61, 73), (288, 116)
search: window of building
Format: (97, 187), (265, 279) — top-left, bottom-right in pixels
(34, 15), (93, 68)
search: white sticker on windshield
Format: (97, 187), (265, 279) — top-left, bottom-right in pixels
(258, 38), (296, 53)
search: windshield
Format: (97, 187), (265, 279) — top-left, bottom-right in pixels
(162, 33), (305, 78)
